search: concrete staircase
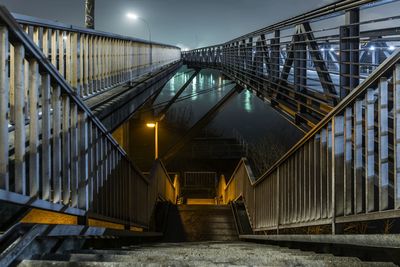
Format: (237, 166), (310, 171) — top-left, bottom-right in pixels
(163, 204), (238, 242)
(18, 242), (396, 266)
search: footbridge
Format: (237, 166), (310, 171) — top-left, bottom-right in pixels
(1, 0), (400, 266)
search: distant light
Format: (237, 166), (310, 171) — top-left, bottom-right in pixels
(126, 13), (139, 20)
(320, 48), (325, 52)
(389, 45), (396, 51)
(146, 122), (156, 128)
(330, 47), (334, 52)
(369, 46), (375, 51)
(62, 35), (68, 40)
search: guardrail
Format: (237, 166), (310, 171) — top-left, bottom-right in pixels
(183, 0), (400, 130)
(13, 12), (181, 99)
(218, 47), (400, 234)
(148, 160), (180, 207)
(0, 6), (177, 229)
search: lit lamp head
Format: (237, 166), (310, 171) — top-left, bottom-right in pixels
(126, 13), (139, 20)
(146, 122), (156, 128)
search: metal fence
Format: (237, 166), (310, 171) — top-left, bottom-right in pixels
(0, 6), (178, 229)
(184, 172), (217, 188)
(13, 12), (181, 99)
(218, 47), (400, 233)
(183, 0), (400, 131)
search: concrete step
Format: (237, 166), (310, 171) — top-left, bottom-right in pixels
(164, 204), (239, 242)
(21, 241), (396, 266)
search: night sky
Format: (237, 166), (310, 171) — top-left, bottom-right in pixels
(0, 0), (336, 49)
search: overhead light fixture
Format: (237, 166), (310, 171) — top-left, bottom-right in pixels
(126, 13), (139, 20)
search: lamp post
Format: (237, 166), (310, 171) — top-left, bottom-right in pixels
(126, 13), (153, 72)
(146, 122), (158, 159)
(85, 0), (95, 29)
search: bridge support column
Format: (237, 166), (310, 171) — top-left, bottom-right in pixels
(271, 30), (280, 83)
(339, 8), (360, 99)
(294, 25), (307, 114)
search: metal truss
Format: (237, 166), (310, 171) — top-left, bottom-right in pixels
(183, 0), (400, 131)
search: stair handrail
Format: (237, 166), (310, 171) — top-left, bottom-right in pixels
(221, 48), (400, 233)
(256, 48), (400, 185)
(0, 5), (145, 178)
(0, 5), (156, 228)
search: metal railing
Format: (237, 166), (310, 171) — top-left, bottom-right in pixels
(0, 6), (177, 229)
(184, 172), (217, 188)
(148, 160), (180, 207)
(183, 0), (400, 130)
(218, 47), (400, 234)
(13, 12), (181, 99)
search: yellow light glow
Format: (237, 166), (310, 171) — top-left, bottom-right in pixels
(146, 122), (156, 128)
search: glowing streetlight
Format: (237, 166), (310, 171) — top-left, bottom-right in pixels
(389, 45), (396, 51)
(146, 121), (158, 159)
(126, 13), (139, 20)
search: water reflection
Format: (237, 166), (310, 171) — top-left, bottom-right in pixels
(155, 66), (303, 145)
(244, 90), (253, 113)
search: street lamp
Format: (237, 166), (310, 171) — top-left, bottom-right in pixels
(126, 12), (152, 71)
(146, 121), (158, 159)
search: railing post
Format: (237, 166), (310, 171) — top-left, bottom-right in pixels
(378, 78), (389, 211)
(365, 88), (376, 212)
(0, 26), (8, 190)
(276, 166), (280, 234)
(78, 111), (89, 210)
(344, 107), (353, 215)
(52, 86), (62, 203)
(332, 115), (345, 234)
(62, 95), (71, 205)
(70, 102), (79, 207)
(41, 74), (51, 198)
(14, 44), (26, 195)
(354, 100), (363, 213)
(28, 59), (39, 197)
(394, 65), (400, 210)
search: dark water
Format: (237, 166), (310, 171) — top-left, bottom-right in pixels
(155, 65), (304, 147)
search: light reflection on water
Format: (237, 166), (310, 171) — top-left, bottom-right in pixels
(244, 90), (253, 113)
(154, 66), (303, 145)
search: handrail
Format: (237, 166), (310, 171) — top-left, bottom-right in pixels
(14, 10), (181, 99)
(256, 48), (400, 185)
(0, 5), (174, 229)
(148, 160), (179, 205)
(12, 13), (180, 49)
(219, 48), (400, 234)
(0, 5), (146, 182)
